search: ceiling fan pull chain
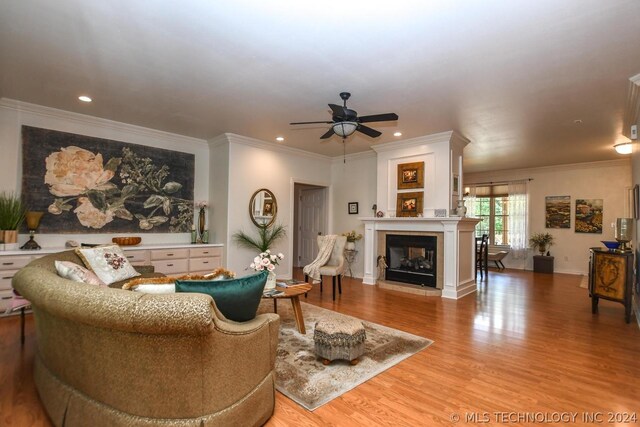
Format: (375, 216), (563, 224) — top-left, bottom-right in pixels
(343, 138), (346, 164)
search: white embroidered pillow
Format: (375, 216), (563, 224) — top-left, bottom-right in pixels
(55, 260), (106, 286)
(75, 245), (140, 285)
(131, 284), (176, 294)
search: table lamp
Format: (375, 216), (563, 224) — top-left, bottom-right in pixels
(20, 211), (44, 250)
(615, 218), (633, 252)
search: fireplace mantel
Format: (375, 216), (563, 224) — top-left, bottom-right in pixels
(360, 217), (481, 299)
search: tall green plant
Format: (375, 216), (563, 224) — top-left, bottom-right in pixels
(0, 192), (26, 230)
(233, 224), (286, 252)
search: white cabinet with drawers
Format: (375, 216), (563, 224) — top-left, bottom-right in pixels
(122, 245), (223, 276)
(0, 243), (224, 314)
(0, 254), (36, 313)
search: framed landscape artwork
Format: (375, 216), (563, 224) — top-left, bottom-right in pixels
(545, 196), (570, 229)
(575, 199), (603, 233)
(396, 192), (423, 217)
(397, 162), (424, 190)
(21, 126), (195, 234)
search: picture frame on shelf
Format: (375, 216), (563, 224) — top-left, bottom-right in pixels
(397, 162), (424, 190)
(348, 202), (359, 215)
(396, 191), (423, 217)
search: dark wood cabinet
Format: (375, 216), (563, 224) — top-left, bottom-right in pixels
(533, 255), (554, 273)
(589, 249), (633, 323)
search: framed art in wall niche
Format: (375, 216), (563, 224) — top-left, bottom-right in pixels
(348, 202), (359, 214)
(575, 199), (603, 233)
(397, 162), (424, 190)
(545, 195), (570, 229)
(21, 126), (195, 233)
(396, 192), (423, 217)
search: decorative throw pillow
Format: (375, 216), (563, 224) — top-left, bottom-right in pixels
(131, 284), (176, 294)
(55, 260), (106, 286)
(175, 271), (268, 322)
(75, 244), (140, 285)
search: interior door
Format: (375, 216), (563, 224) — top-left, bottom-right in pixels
(298, 187), (326, 267)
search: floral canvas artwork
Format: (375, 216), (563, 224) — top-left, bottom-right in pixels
(21, 126), (195, 233)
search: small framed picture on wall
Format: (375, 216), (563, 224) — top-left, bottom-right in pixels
(348, 202), (359, 215)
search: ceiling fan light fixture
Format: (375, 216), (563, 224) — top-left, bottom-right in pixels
(332, 121), (358, 137)
(614, 141), (633, 154)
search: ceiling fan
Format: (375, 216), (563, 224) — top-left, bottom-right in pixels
(290, 92), (399, 139)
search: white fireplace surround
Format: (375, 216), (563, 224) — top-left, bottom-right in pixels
(361, 217), (480, 299)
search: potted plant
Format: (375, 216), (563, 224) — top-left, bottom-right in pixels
(342, 230), (362, 251)
(0, 192), (26, 250)
(529, 232), (554, 255)
(233, 223), (286, 253)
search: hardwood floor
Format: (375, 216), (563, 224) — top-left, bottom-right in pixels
(1, 270), (639, 426)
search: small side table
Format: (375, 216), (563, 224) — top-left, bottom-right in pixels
(344, 249), (358, 278)
(533, 255), (554, 274)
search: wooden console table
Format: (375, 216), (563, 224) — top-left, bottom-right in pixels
(533, 255), (554, 274)
(589, 248), (633, 323)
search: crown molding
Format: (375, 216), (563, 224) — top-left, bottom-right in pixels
(330, 149), (376, 165)
(222, 133), (332, 162)
(370, 130), (469, 153)
(207, 133), (229, 149)
(0, 98), (208, 146)
(465, 159), (631, 183)
(622, 73), (640, 139)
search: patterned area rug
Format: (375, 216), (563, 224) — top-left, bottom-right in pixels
(257, 300), (433, 411)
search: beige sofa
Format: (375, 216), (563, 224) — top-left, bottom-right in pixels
(13, 251), (280, 427)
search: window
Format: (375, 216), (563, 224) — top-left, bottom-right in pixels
(467, 184), (510, 245)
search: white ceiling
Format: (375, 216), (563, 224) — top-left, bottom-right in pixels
(1, 0), (639, 172)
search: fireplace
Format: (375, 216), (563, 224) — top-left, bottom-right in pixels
(385, 234), (437, 287)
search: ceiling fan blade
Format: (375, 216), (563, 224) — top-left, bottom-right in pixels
(320, 128), (335, 139)
(357, 124), (382, 138)
(328, 104), (346, 118)
(290, 121), (334, 125)
(358, 113), (399, 123)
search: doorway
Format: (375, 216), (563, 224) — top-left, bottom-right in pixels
(293, 183), (327, 268)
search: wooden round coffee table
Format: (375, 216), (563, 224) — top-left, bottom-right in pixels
(263, 283), (312, 334)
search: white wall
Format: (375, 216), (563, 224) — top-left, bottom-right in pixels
(330, 152), (378, 278)
(209, 136), (230, 265)
(222, 134), (332, 277)
(465, 160), (632, 274)
(0, 99), (210, 248)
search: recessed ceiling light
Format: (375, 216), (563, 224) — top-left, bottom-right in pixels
(393, 132), (402, 137)
(276, 136), (284, 142)
(78, 95), (92, 103)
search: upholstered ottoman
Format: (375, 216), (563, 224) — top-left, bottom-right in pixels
(314, 318), (366, 365)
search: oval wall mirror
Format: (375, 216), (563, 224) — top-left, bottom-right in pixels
(249, 188), (277, 228)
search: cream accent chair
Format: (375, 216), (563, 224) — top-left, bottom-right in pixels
(305, 235), (347, 301)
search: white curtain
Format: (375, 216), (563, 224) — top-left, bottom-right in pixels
(508, 180), (528, 259)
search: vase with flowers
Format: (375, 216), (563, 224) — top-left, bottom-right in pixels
(342, 230), (362, 251)
(250, 250), (285, 290)
(529, 232), (554, 255)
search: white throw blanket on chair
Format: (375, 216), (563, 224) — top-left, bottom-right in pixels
(303, 235), (337, 284)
